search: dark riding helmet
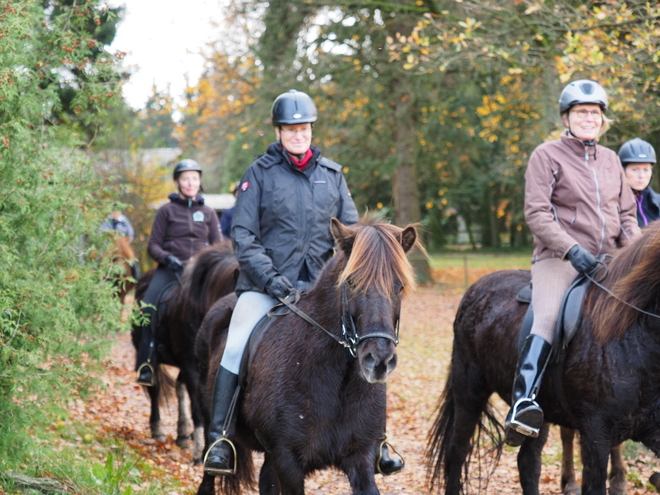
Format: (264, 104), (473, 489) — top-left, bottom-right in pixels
(271, 90), (318, 126)
(173, 159), (202, 181)
(559, 79), (609, 115)
(618, 138), (657, 165)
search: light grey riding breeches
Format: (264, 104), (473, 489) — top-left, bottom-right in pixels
(220, 291), (277, 374)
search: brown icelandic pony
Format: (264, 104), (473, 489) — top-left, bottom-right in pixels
(131, 241), (238, 462)
(195, 218), (417, 495)
(110, 235), (137, 304)
(427, 222), (660, 495)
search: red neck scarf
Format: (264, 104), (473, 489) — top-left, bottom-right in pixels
(289, 148), (313, 171)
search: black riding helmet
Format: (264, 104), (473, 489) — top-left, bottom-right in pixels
(173, 159), (203, 199)
(173, 159), (202, 181)
(618, 138), (657, 165)
(271, 90), (318, 126)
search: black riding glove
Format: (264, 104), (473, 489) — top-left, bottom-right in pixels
(265, 275), (294, 300)
(163, 255), (184, 273)
(566, 245), (598, 274)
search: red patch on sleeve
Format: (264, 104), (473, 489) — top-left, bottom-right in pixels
(241, 181), (250, 191)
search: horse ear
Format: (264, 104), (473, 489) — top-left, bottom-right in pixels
(400, 225), (417, 253)
(331, 218), (356, 254)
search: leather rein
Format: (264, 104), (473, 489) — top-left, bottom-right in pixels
(270, 284), (400, 358)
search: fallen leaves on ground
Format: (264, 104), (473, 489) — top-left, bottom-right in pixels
(63, 287), (660, 494)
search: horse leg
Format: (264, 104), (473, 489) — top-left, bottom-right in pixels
(560, 427), (581, 495)
(180, 366), (205, 464)
(580, 429), (610, 495)
(147, 384), (166, 441)
(269, 450), (305, 495)
(608, 444), (626, 495)
(196, 472), (215, 495)
(259, 453), (281, 495)
(341, 447), (379, 495)
(175, 375), (193, 448)
(518, 423), (549, 495)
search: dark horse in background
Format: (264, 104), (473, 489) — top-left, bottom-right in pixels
(107, 234), (137, 305)
(195, 218), (417, 495)
(131, 241), (238, 462)
(427, 222), (660, 495)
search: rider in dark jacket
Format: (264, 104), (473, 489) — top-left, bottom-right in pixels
(203, 89), (403, 478)
(135, 159), (221, 386)
(619, 138), (660, 227)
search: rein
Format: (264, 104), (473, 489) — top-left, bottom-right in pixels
(272, 284), (400, 358)
(586, 258), (660, 320)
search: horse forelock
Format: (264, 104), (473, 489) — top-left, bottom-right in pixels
(337, 223), (415, 300)
(590, 224), (660, 343)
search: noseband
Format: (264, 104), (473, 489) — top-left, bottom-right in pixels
(273, 283), (400, 358)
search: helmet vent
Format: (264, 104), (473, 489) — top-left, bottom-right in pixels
(580, 82), (594, 95)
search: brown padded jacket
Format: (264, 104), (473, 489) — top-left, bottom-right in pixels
(525, 132), (640, 263)
(147, 194), (221, 265)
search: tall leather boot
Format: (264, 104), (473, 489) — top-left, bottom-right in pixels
(504, 334), (552, 447)
(376, 434), (405, 475)
(135, 308), (156, 387)
(203, 367), (240, 476)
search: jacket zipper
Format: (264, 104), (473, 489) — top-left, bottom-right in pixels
(585, 147), (606, 255)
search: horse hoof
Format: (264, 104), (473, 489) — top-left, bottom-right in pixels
(152, 434), (166, 442)
(176, 435), (192, 448)
(650, 473), (660, 491)
(563, 481), (581, 495)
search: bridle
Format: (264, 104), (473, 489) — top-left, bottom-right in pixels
(272, 283), (400, 358)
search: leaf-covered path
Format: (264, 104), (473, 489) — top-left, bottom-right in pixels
(69, 287), (659, 494)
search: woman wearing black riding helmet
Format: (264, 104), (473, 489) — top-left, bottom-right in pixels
(504, 80), (640, 446)
(203, 89), (404, 478)
(135, 159), (221, 386)
(619, 138), (660, 227)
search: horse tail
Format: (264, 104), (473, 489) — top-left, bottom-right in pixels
(426, 367), (504, 493)
(218, 447), (254, 495)
(155, 365), (177, 408)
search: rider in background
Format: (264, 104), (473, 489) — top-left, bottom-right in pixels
(219, 183), (239, 240)
(619, 138), (660, 227)
(101, 208), (135, 243)
(203, 89), (404, 478)
(135, 159), (221, 386)
(504, 80), (641, 446)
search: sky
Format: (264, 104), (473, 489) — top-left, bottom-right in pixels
(107, 0), (226, 110)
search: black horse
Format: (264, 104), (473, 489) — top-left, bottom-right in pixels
(428, 222), (660, 495)
(195, 218), (417, 495)
(131, 241), (238, 462)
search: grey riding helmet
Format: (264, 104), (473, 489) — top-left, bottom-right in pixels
(558, 79), (609, 114)
(618, 138), (657, 165)
(173, 159), (202, 181)
(271, 90), (318, 126)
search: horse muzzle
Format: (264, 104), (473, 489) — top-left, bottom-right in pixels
(357, 335), (398, 384)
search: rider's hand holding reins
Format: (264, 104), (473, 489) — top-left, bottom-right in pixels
(265, 275), (294, 300)
(567, 244), (598, 274)
(164, 254), (184, 273)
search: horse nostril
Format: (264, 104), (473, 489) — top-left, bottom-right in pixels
(363, 353), (376, 370)
(386, 353), (398, 371)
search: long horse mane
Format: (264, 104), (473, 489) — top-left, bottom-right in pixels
(336, 218), (417, 301)
(590, 222), (660, 342)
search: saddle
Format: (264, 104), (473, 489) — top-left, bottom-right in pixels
(516, 274), (590, 354)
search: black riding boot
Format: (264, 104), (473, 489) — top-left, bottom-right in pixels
(504, 334), (552, 447)
(376, 434), (405, 475)
(203, 367), (240, 476)
(135, 307), (156, 387)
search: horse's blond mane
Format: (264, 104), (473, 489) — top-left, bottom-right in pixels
(336, 220), (416, 301)
(590, 223), (660, 342)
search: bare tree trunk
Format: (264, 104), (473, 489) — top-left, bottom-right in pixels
(391, 76), (433, 284)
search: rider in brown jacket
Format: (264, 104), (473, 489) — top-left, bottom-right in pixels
(504, 80), (641, 447)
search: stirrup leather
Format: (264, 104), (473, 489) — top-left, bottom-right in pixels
(203, 437), (237, 476)
(376, 435), (405, 476)
(136, 362), (155, 386)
